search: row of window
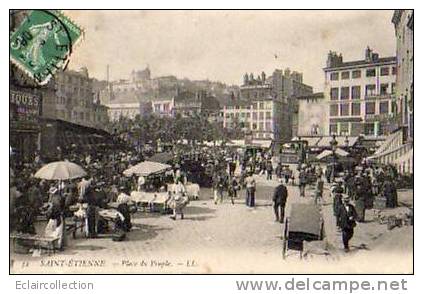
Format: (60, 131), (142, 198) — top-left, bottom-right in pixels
(56, 84), (92, 95)
(330, 101), (390, 117)
(153, 103), (171, 112)
(225, 121), (273, 132)
(330, 83), (395, 100)
(224, 111), (273, 120)
(55, 96), (94, 108)
(329, 122), (388, 136)
(329, 66), (397, 81)
(226, 102), (273, 111)
(56, 110), (105, 123)
(242, 91), (272, 100)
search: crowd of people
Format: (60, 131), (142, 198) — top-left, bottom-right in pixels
(10, 138), (403, 254)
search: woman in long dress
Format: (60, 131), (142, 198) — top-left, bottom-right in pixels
(169, 179), (188, 220)
(45, 187), (65, 250)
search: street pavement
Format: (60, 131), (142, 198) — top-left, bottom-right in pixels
(10, 175), (413, 274)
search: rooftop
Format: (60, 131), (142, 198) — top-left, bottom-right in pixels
(324, 56), (396, 71)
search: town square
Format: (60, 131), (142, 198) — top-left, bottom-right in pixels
(9, 10), (413, 274)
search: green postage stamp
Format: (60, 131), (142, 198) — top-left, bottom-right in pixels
(10, 10), (83, 85)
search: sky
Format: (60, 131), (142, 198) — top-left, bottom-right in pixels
(65, 10), (396, 92)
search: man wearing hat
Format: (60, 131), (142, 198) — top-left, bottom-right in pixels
(272, 179), (288, 223)
(339, 195), (358, 252)
(332, 188), (343, 230)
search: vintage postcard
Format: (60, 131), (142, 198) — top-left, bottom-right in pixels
(9, 10), (413, 274)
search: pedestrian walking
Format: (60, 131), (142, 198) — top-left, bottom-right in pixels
(214, 172), (227, 204)
(275, 162), (283, 180)
(266, 160), (273, 180)
(169, 179), (188, 220)
(354, 182), (366, 223)
(245, 172), (256, 207)
(314, 178), (324, 205)
(284, 166), (292, 185)
(382, 177), (398, 208)
(339, 195), (358, 252)
(298, 169), (307, 197)
(272, 179), (288, 223)
(227, 176), (240, 205)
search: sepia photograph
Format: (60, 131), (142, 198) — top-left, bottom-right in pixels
(9, 9), (413, 274)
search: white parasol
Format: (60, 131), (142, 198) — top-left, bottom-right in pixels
(34, 161), (87, 180)
(123, 161), (171, 177)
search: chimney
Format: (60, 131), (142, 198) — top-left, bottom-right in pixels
(365, 46), (372, 62)
(261, 71), (266, 83)
(326, 51), (343, 68)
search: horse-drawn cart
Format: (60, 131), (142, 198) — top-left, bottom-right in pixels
(282, 203), (324, 259)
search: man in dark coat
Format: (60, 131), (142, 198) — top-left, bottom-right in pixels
(272, 180), (288, 223)
(333, 192), (343, 229)
(339, 195), (358, 252)
(266, 160), (273, 180)
(382, 178), (398, 208)
(354, 179), (366, 223)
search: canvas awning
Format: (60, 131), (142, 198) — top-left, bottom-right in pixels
(249, 140), (272, 148)
(316, 148), (349, 160)
(317, 136), (358, 148)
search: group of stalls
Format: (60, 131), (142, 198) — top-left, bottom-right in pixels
(124, 160), (200, 212)
(285, 136), (363, 172)
(11, 157), (201, 253)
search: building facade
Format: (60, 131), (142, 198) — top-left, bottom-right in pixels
(324, 48), (397, 137)
(392, 10), (414, 140)
(10, 89), (42, 162)
(173, 91), (220, 118)
(50, 68), (109, 129)
(151, 98), (174, 117)
(296, 92), (327, 137)
(222, 69), (313, 142)
(221, 97), (283, 141)
(107, 102), (145, 121)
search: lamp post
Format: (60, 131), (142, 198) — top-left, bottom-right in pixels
(329, 134), (338, 182)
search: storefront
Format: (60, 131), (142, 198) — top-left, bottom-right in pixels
(40, 118), (112, 161)
(10, 89), (41, 163)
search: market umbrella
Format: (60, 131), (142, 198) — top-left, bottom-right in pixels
(147, 152), (174, 164)
(123, 161), (171, 177)
(34, 161), (87, 180)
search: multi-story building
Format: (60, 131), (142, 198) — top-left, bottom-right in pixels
(295, 92), (326, 136)
(173, 90), (220, 118)
(47, 68), (109, 130)
(221, 97), (283, 141)
(9, 88), (42, 162)
(392, 10), (414, 140)
(363, 12), (414, 175)
(107, 102), (152, 121)
(324, 48), (397, 137)
(222, 69), (313, 142)
(151, 98), (174, 117)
